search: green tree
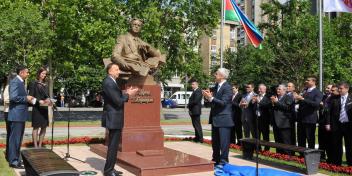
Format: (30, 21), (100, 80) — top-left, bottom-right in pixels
(33, 0), (220, 94)
(36, 0), (126, 95)
(259, 0), (319, 88)
(116, 0), (220, 85)
(0, 0), (53, 79)
(323, 13), (352, 84)
(224, 0), (352, 90)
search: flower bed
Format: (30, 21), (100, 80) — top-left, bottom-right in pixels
(0, 136), (351, 174)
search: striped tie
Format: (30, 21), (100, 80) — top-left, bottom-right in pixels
(339, 96), (347, 122)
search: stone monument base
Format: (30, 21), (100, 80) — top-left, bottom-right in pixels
(90, 144), (214, 176)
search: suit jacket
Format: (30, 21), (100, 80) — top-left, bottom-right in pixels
(272, 94), (294, 128)
(254, 94), (271, 124)
(101, 76), (129, 129)
(241, 92), (256, 122)
(208, 81), (234, 127)
(326, 94), (352, 132)
(187, 88), (202, 116)
(8, 76), (29, 122)
(318, 94), (331, 124)
(286, 92), (297, 121)
(231, 92), (242, 120)
(297, 88), (323, 124)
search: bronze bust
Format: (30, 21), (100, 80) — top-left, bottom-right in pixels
(111, 18), (166, 77)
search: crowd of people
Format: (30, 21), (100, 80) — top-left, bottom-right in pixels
(1, 65), (351, 171)
(188, 70), (351, 167)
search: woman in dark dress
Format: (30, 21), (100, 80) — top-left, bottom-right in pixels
(29, 67), (51, 148)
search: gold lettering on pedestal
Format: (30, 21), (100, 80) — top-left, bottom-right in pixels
(131, 89), (154, 104)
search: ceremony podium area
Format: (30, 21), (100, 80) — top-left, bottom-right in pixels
(91, 81), (213, 176)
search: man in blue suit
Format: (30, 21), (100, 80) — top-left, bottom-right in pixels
(8, 66), (34, 168)
(203, 68), (234, 166)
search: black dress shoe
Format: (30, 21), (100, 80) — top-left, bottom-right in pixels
(113, 170), (123, 175)
(9, 164), (24, 169)
(104, 170), (122, 176)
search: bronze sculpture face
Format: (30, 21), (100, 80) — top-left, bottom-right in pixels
(110, 18), (166, 78)
(130, 19), (142, 34)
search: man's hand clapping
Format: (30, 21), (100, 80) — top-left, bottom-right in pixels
(270, 95), (278, 103)
(239, 99), (248, 108)
(202, 89), (213, 100)
(293, 92), (304, 101)
(125, 86), (139, 97)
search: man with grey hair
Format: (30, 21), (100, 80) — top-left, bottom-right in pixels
(203, 68), (233, 166)
(271, 84), (294, 154)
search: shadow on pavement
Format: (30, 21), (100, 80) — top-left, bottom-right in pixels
(85, 157), (104, 172)
(163, 114), (179, 120)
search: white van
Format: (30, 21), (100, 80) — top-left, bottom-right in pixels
(169, 91), (204, 107)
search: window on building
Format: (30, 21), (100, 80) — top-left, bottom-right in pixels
(211, 45), (217, 54)
(230, 26), (236, 40)
(212, 30), (217, 39)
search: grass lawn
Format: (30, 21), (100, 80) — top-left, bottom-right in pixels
(0, 150), (15, 176)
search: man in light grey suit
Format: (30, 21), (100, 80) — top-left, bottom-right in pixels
(240, 83), (257, 138)
(8, 66), (34, 168)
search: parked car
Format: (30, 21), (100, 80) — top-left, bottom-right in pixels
(169, 91), (204, 107)
(161, 98), (177, 108)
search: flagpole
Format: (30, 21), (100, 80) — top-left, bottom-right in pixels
(319, 0), (323, 91)
(220, 0), (224, 68)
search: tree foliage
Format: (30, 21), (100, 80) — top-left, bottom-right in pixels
(0, 0), (53, 79)
(24, 0), (219, 94)
(225, 0), (352, 90)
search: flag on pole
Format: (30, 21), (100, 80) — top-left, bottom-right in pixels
(225, 0), (240, 22)
(228, 0), (264, 48)
(324, 0), (352, 12)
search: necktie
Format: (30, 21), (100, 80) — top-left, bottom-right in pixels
(340, 96), (347, 122)
(217, 84), (221, 92)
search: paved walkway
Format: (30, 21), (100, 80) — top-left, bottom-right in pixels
(13, 141), (326, 176)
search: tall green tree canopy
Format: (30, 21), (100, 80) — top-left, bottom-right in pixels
(0, 0), (53, 79)
(33, 0), (220, 94)
(225, 0), (352, 90)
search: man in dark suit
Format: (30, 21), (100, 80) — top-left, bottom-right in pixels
(8, 66), (34, 168)
(324, 84), (339, 163)
(294, 76), (323, 149)
(187, 80), (203, 143)
(203, 68), (233, 166)
(287, 82), (297, 146)
(231, 84), (243, 145)
(102, 63), (138, 176)
(326, 82), (352, 166)
(240, 83), (257, 138)
(271, 84), (294, 154)
(318, 84), (333, 160)
(252, 84), (271, 151)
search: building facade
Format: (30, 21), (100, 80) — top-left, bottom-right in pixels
(199, 0), (268, 75)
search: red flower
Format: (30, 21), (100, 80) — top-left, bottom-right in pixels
(1, 136), (352, 174)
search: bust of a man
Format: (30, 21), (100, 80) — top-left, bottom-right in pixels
(111, 18), (166, 77)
